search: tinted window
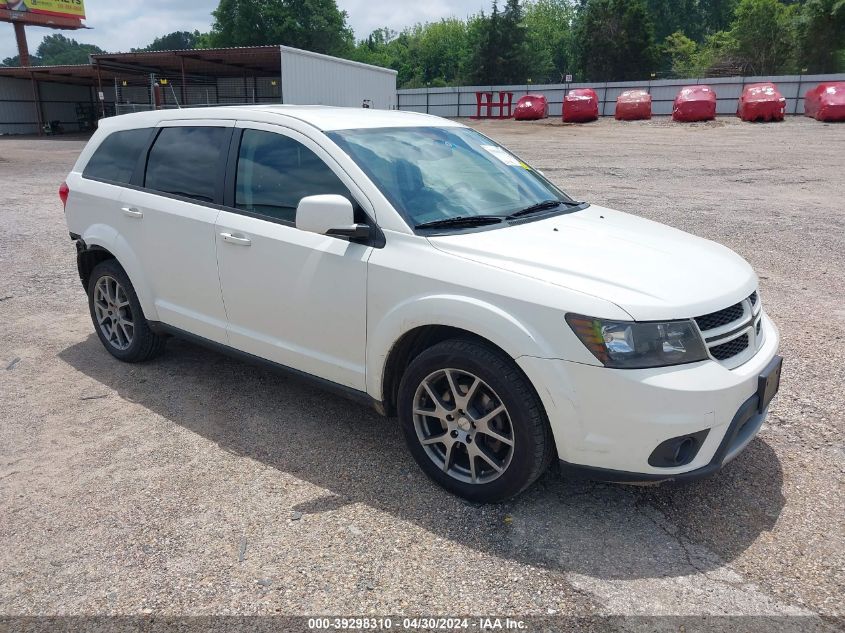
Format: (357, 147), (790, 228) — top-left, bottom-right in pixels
(83, 128), (152, 184)
(235, 129), (350, 223)
(145, 126), (227, 203)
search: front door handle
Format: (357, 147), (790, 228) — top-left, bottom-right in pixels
(220, 232), (251, 246)
(121, 206), (143, 218)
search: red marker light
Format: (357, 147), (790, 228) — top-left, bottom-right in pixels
(59, 182), (69, 209)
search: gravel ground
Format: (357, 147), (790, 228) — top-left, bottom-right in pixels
(0, 116), (843, 631)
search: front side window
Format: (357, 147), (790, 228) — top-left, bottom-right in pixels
(328, 126), (577, 228)
(145, 126), (228, 203)
(83, 128), (152, 184)
(235, 129), (351, 223)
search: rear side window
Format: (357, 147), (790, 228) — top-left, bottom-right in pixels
(145, 126), (228, 203)
(83, 128), (152, 184)
(235, 129), (351, 223)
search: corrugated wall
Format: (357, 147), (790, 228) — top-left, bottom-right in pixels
(0, 76), (109, 135)
(280, 46), (397, 110)
(0, 76), (35, 135)
(398, 73), (845, 118)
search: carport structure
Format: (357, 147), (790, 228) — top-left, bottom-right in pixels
(0, 63), (120, 135)
(0, 45), (397, 135)
(90, 46), (286, 115)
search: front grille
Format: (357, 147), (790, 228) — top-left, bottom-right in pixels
(695, 302), (744, 331)
(694, 292), (761, 365)
(711, 334), (750, 360)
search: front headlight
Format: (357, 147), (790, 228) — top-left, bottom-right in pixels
(566, 314), (708, 369)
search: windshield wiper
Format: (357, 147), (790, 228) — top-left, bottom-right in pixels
(506, 199), (584, 220)
(415, 215), (505, 230)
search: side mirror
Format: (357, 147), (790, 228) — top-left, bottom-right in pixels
(295, 194), (370, 239)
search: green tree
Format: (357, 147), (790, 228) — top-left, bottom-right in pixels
(663, 31), (700, 76)
(465, 2), (501, 84)
(412, 19), (470, 86)
(2, 34), (104, 66)
(522, 0), (577, 82)
(498, 0), (532, 83)
(209, 0), (353, 55)
(728, 0), (797, 74)
(692, 29), (741, 74)
(350, 28), (402, 72)
(464, 0), (531, 84)
(349, 21), (472, 88)
(460, 12), (492, 84)
(699, 0), (741, 34)
(575, 0), (658, 80)
(646, 0), (705, 42)
(795, 0), (845, 72)
(135, 31), (203, 52)
(483, 1), (505, 84)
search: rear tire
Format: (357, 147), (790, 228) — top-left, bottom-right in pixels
(87, 259), (166, 363)
(398, 338), (554, 502)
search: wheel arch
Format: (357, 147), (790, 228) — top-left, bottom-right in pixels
(76, 225), (158, 321)
(369, 295), (551, 416)
(77, 243), (116, 292)
(381, 325), (513, 417)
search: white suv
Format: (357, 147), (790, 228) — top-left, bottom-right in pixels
(62, 106), (782, 502)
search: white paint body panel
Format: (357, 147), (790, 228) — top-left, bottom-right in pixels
(215, 210), (370, 389)
(118, 187), (229, 345)
(63, 106), (780, 478)
(428, 205), (758, 322)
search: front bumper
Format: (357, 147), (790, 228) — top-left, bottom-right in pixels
(558, 391), (768, 483)
(516, 312), (780, 479)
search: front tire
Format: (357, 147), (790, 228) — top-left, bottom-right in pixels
(87, 259), (166, 363)
(398, 338), (554, 502)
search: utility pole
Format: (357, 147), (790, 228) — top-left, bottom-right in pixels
(13, 21), (30, 66)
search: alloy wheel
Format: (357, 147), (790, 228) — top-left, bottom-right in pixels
(93, 275), (134, 351)
(412, 368), (515, 484)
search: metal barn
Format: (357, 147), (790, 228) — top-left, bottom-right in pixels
(0, 45), (398, 136)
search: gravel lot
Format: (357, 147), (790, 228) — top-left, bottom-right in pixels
(0, 116), (843, 631)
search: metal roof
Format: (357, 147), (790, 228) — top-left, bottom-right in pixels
(91, 46), (284, 78)
(0, 64), (120, 84)
(0, 45), (396, 84)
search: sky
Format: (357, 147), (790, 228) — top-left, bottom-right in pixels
(1, 0), (486, 61)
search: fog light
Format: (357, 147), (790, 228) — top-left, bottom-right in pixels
(648, 429), (710, 468)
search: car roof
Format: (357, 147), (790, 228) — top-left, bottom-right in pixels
(98, 105), (463, 132)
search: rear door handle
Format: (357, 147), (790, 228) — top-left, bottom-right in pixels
(220, 232), (251, 246)
(121, 206), (143, 218)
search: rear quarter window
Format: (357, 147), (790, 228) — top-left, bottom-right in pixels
(82, 128), (153, 184)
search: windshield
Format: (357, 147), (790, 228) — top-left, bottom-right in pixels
(328, 126), (577, 228)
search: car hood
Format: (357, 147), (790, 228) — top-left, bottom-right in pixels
(426, 205), (758, 321)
